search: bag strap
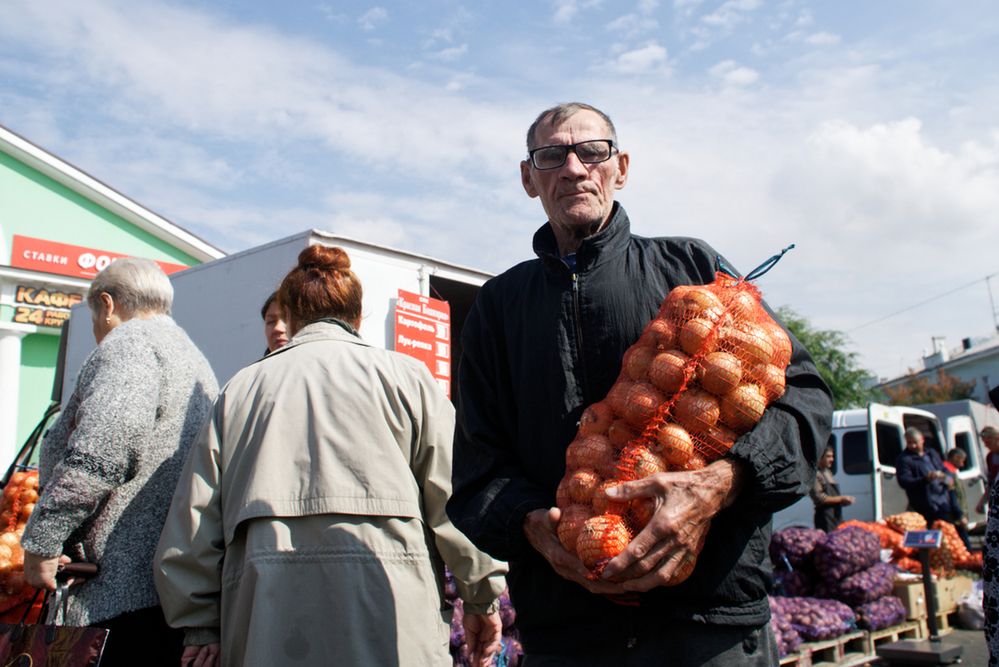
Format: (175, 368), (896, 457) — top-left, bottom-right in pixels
(1, 402), (60, 487)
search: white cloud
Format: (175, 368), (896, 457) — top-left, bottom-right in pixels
(710, 59), (759, 86)
(430, 44), (468, 62)
(607, 13), (659, 36)
(702, 0), (762, 29)
(552, 0), (601, 24)
(609, 42), (669, 74)
(805, 31), (841, 45)
(358, 7), (387, 31)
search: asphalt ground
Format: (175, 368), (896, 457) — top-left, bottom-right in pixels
(873, 627), (987, 665)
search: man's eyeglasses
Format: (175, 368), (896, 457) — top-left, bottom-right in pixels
(527, 140), (618, 170)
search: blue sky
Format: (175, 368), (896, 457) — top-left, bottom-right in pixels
(2, 0), (998, 380)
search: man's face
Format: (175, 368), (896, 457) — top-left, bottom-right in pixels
(985, 434), (999, 453)
(906, 433), (925, 454)
(820, 450), (835, 469)
(520, 109), (629, 246)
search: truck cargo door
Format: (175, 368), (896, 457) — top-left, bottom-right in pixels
(838, 428), (875, 522)
(948, 415), (987, 525)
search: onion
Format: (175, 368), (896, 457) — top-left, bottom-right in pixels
(698, 351), (743, 396)
(0, 533), (18, 548)
(607, 380), (635, 417)
(682, 452), (708, 470)
(638, 318), (678, 351)
(654, 423), (694, 466)
(555, 477), (571, 507)
(749, 363), (786, 401)
(565, 435), (615, 476)
(673, 389), (720, 433)
(557, 504), (594, 553)
(0, 545), (11, 561)
(664, 286), (724, 322)
(19, 489), (38, 505)
(699, 423), (738, 459)
(618, 443), (668, 480)
(622, 383), (665, 428)
(578, 401), (614, 436)
(680, 318), (719, 356)
(19, 503), (34, 519)
(720, 324), (774, 367)
(720, 383), (767, 433)
(721, 288), (759, 319)
(649, 349), (690, 394)
(608, 419), (639, 450)
(622, 345), (656, 382)
(567, 469), (602, 504)
(764, 321), (793, 367)
(592, 480), (628, 515)
(576, 514), (631, 569)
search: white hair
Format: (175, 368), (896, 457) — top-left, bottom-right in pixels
(87, 257), (174, 316)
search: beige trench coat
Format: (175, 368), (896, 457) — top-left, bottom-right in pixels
(154, 321), (507, 667)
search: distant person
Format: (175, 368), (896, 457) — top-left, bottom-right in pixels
(942, 448), (972, 549)
(977, 426), (999, 514)
(810, 446), (854, 532)
(21, 258), (218, 667)
(260, 291), (288, 354)
(983, 386), (999, 665)
(896, 427), (952, 524)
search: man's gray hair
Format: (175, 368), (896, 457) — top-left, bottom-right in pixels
(904, 426), (924, 441)
(982, 426), (999, 439)
(87, 257), (174, 316)
(526, 102), (618, 152)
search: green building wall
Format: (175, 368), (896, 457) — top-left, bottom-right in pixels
(2, 145), (207, 449)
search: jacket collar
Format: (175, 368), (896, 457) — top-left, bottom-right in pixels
(271, 319), (370, 357)
(532, 202), (632, 273)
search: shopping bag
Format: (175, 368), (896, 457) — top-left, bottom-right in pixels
(0, 576), (107, 666)
(0, 621), (108, 666)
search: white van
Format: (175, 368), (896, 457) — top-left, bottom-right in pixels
(773, 403), (987, 531)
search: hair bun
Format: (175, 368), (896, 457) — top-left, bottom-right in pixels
(298, 245), (351, 272)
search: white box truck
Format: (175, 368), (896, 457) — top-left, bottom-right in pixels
(58, 230), (493, 402)
(773, 402), (990, 531)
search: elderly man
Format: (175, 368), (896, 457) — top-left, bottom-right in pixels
(896, 427), (952, 524)
(447, 102), (832, 666)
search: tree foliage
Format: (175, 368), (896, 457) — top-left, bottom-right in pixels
(776, 306), (875, 410)
(882, 368), (976, 405)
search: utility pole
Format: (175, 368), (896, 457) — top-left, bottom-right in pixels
(988, 273), (999, 333)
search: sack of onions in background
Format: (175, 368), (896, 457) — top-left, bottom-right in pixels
(556, 269), (794, 581)
(0, 470), (40, 622)
(445, 568), (522, 667)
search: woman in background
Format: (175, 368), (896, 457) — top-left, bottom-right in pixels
(156, 245), (506, 667)
(21, 258), (218, 667)
(810, 446), (854, 532)
(260, 291), (288, 354)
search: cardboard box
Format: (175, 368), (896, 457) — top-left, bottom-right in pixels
(936, 575), (973, 613)
(892, 579), (945, 620)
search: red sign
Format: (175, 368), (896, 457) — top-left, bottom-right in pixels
(394, 290), (452, 397)
(9, 235), (189, 279)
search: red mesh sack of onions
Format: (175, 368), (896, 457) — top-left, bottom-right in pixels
(813, 526), (880, 581)
(814, 562), (897, 606)
(770, 527), (824, 569)
(0, 470), (39, 614)
(556, 256), (795, 580)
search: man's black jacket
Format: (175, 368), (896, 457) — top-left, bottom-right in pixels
(447, 204), (833, 653)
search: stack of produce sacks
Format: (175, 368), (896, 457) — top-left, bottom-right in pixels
(768, 596), (801, 657)
(445, 568), (522, 667)
(848, 512), (983, 576)
(556, 275), (793, 579)
(0, 470), (39, 617)
(769, 524), (910, 640)
(770, 596), (856, 642)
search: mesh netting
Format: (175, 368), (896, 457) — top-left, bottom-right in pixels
(0, 470), (39, 613)
(556, 272), (793, 579)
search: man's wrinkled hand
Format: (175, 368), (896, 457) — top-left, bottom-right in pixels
(523, 507), (627, 595)
(598, 459), (743, 592)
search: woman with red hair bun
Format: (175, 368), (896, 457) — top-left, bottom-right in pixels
(155, 245), (508, 667)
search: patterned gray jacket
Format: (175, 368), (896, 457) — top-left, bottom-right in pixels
(21, 314), (218, 625)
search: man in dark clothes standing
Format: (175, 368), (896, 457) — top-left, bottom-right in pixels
(446, 102), (833, 666)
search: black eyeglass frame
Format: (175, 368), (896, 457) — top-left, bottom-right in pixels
(527, 139), (619, 170)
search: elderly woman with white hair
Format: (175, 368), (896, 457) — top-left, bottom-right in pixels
(21, 257), (218, 667)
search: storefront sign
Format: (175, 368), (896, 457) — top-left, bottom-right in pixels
(9, 235), (189, 279)
(394, 289), (451, 397)
(11, 284), (84, 329)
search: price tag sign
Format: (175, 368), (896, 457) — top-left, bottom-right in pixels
(902, 529), (942, 549)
